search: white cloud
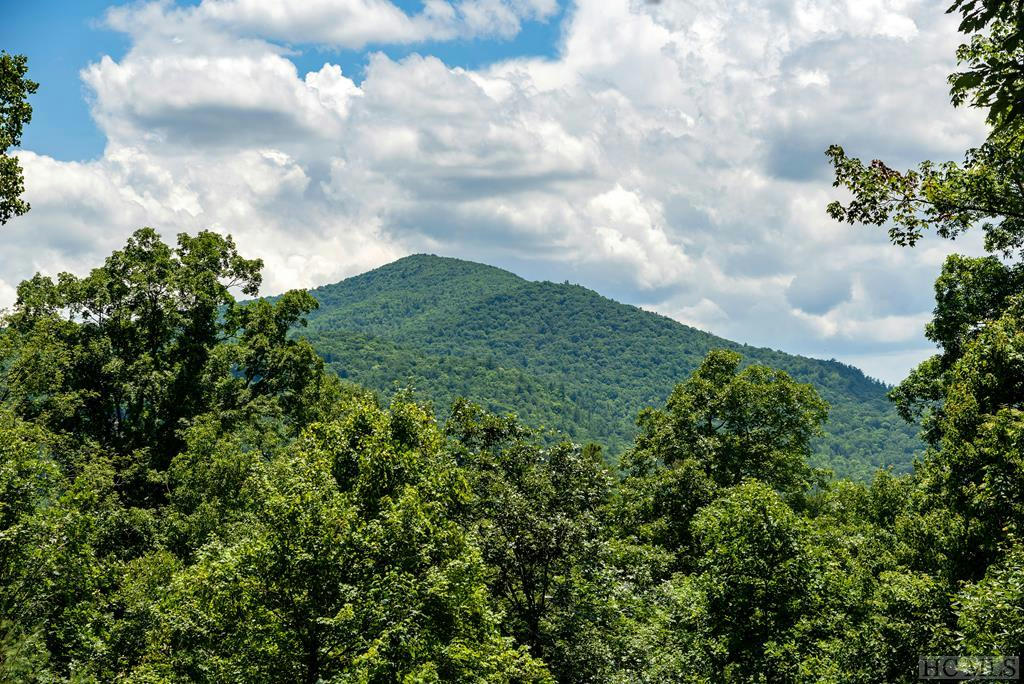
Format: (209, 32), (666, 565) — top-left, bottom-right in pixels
(584, 186), (690, 288)
(106, 0), (559, 50)
(7, 0), (989, 384)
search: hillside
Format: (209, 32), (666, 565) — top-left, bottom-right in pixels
(300, 254), (922, 480)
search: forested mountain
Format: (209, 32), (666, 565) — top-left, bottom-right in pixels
(301, 254), (921, 480)
(6, 1), (1024, 680)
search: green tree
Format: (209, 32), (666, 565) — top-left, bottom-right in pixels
(825, 130), (1024, 256)
(955, 542), (1024, 658)
(825, 1), (1024, 253)
(799, 475), (954, 683)
(610, 350), (827, 589)
(0, 408), (133, 676)
(826, 0), (1024, 587)
(0, 51), (37, 225)
(948, 0), (1024, 131)
(627, 350), (828, 494)
(688, 480), (812, 682)
(827, 0), (1024, 249)
(900, 283), (1024, 581)
(0, 410), (61, 671)
(614, 349), (828, 579)
(0, 229), (353, 678)
(0, 227), (340, 506)
(819, 4), (1024, 679)
(139, 396), (550, 682)
(445, 399), (617, 682)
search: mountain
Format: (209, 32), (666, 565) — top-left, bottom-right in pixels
(298, 254), (922, 480)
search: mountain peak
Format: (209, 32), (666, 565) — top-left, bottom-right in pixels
(365, 253), (523, 280)
(311, 254), (523, 300)
(305, 253), (525, 331)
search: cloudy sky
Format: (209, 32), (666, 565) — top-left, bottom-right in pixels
(3, 0), (989, 383)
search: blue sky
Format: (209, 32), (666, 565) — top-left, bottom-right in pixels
(1, 0), (989, 383)
(3, 0), (564, 160)
(3, 1), (128, 159)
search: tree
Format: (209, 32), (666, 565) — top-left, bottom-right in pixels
(798, 475), (955, 683)
(947, 0), (1024, 131)
(955, 543), (1024, 658)
(0, 227), (340, 506)
(614, 452), (716, 575)
(0, 51), (37, 225)
(613, 350), (828, 584)
(826, 0), (1024, 254)
(138, 396), (550, 682)
(825, 131), (1024, 256)
(688, 480), (813, 681)
(887, 255), (1024, 447)
(0, 410), (62, 666)
(626, 350), (828, 493)
(826, 0), (1024, 588)
(0, 229), (355, 678)
(445, 399), (617, 682)
(0, 409), (127, 676)
(902, 283), (1024, 581)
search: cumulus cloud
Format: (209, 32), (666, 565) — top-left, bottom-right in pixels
(106, 0), (559, 50)
(8, 0), (989, 383)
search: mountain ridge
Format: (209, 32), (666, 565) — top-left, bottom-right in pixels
(298, 254), (921, 479)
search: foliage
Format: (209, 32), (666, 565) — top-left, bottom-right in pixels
(689, 481), (813, 681)
(955, 542), (1024, 656)
(137, 397), (550, 682)
(826, 131), (1024, 256)
(948, 0), (1024, 130)
(893, 281), (1024, 582)
(446, 399), (619, 681)
(0, 51), (37, 225)
(823, 0), (1024, 680)
(0, 228), (341, 506)
(628, 350), (828, 493)
(6, 0), (1024, 677)
(0, 230), (551, 682)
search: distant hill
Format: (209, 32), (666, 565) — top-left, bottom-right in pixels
(298, 254), (922, 480)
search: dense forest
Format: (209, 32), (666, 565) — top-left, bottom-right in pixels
(300, 253), (920, 481)
(2, 0), (1024, 681)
